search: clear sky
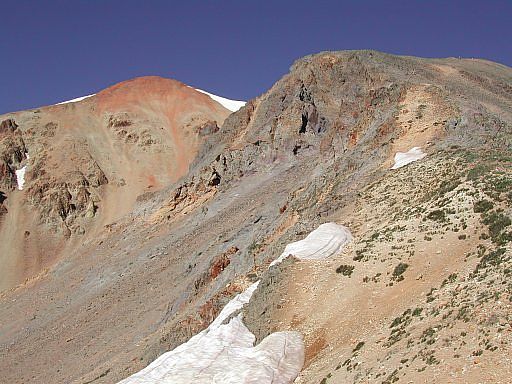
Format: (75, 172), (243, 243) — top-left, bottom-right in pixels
(1, 0), (511, 114)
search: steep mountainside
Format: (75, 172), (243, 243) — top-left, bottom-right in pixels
(0, 77), (231, 290)
(0, 51), (510, 383)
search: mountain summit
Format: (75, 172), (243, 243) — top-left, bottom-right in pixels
(0, 76), (238, 290)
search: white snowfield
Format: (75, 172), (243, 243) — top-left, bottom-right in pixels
(271, 222), (353, 266)
(56, 94), (95, 105)
(15, 153), (29, 190)
(119, 282), (304, 384)
(391, 147), (427, 169)
(119, 222), (352, 384)
(195, 88), (246, 112)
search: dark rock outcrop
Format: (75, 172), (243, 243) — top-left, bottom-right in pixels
(0, 118), (27, 191)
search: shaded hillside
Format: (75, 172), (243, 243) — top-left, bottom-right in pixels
(0, 51), (510, 383)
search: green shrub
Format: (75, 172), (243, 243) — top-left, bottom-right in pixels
(473, 200), (493, 213)
(438, 178), (460, 195)
(482, 211), (511, 240)
(392, 262), (409, 281)
(336, 264), (355, 276)
(467, 164), (490, 180)
(476, 247), (507, 270)
(427, 210), (446, 222)
(352, 341), (365, 352)
(490, 177), (512, 193)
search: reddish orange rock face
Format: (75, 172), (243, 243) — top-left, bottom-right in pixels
(0, 76), (232, 291)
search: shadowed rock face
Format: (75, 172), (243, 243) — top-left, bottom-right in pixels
(0, 51), (510, 384)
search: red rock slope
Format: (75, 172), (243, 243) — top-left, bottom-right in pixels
(0, 76), (232, 291)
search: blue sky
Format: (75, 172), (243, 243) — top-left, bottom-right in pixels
(1, 0), (511, 114)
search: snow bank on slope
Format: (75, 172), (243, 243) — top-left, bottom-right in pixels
(119, 222), (352, 384)
(271, 222), (353, 266)
(15, 166), (27, 190)
(56, 94), (95, 105)
(195, 88), (246, 112)
(391, 147), (426, 169)
(15, 153), (29, 190)
(119, 282), (304, 384)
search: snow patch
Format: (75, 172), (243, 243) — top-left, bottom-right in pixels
(391, 147), (427, 169)
(15, 153), (29, 190)
(271, 222), (353, 266)
(15, 167), (27, 190)
(119, 222), (352, 384)
(56, 94), (95, 105)
(195, 88), (246, 112)
(118, 281), (304, 384)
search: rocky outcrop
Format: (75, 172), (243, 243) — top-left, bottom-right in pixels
(195, 119), (219, 136)
(0, 191), (6, 217)
(25, 149), (108, 234)
(0, 118), (27, 191)
(106, 113), (161, 147)
(0, 118), (18, 134)
(27, 177), (103, 231)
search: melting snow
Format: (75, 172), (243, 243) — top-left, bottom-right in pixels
(195, 88), (246, 112)
(391, 147), (427, 169)
(119, 222), (352, 384)
(118, 282), (304, 384)
(56, 94), (95, 105)
(15, 153), (29, 190)
(271, 222), (353, 266)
